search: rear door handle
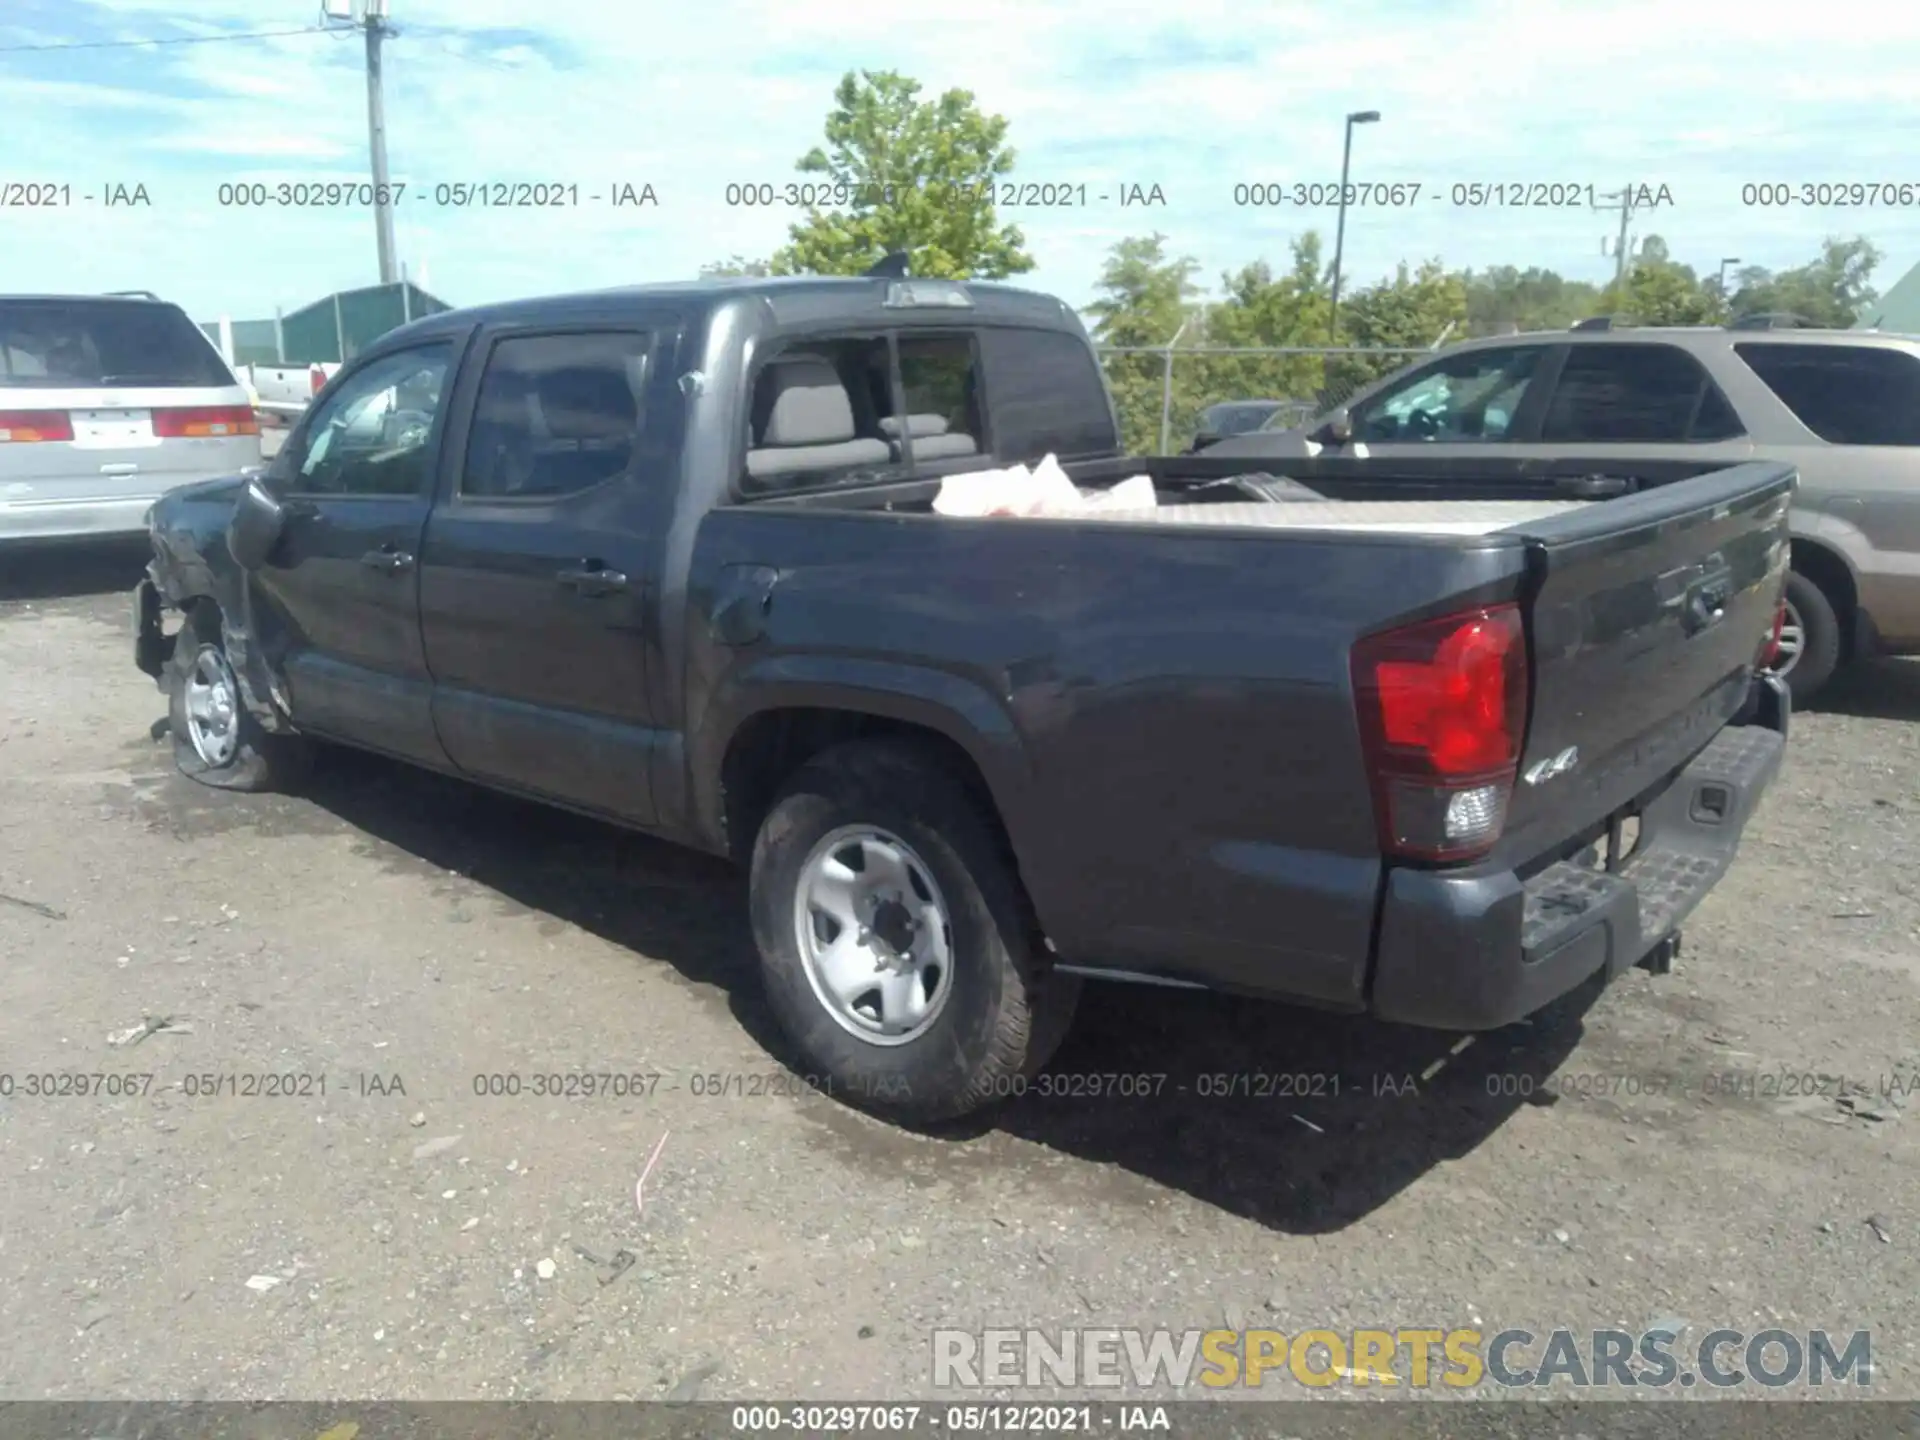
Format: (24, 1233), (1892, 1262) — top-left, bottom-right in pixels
(556, 564), (630, 597)
(361, 547), (415, 573)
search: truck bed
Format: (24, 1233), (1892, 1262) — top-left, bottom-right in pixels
(1021, 498), (1590, 535)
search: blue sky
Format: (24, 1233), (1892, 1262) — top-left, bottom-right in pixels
(5, 0), (1920, 330)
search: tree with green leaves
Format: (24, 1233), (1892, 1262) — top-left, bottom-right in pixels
(699, 256), (772, 278)
(1460, 265), (1603, 334)
(1326, 260), (1469, 400)
(1084, 233), (1200, 346)
(1729, 237), (1881, 326)
(1083, 234), (1206, 454)
(769, 71), (1035, 281)
(1203, 235), (1340, 415)
(1599, 236), (1725, 325)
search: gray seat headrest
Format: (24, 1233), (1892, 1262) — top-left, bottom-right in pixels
(877, 413), (951, 439)
(760, 357), (856, 446)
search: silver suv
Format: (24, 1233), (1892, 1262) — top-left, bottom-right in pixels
(1209, 321), (1920, 702)
(1, 293), (262, 545)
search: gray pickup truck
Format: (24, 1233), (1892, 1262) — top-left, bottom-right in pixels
(134, 273), (1792, 1122)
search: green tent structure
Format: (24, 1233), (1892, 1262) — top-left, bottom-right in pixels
(280, 281), (452, 363)
(1853, 260), (1920, 333)
(200, 281), (453, 367)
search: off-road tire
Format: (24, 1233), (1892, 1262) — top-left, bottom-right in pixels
(748, 738), (1081, 1123)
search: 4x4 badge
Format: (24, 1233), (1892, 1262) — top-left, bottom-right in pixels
(1523, 746), (1580, 785)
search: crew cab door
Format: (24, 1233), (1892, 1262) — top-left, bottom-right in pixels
(253, 340), (457, 766)
(419, 320), (686, 825)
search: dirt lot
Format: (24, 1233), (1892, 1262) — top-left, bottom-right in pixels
(1, 543), (1918, 1404)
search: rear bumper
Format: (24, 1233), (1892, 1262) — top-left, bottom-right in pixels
(1368, 674), (1789, 1031)
(0, 496), (160, 542)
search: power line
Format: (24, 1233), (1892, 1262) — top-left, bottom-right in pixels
(0, 25), (327, 55)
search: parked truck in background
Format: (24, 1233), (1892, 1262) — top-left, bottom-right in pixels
(135, 273), (1793, 1123)
(235, 361), (341, 421)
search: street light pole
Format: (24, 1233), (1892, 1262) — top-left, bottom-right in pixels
(1327, 109), (1379, 345)
(1718, 256), (1742, 300)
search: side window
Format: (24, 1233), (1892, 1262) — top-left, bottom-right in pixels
(1540, 343), (1746, 443)
(293, 344), (451, 497)
(742, 336), (901, 494)
(975, 327), (1118, 463)
(1350, 346), (1545, 442)
(891, 334), (984, 466)
(462, 331), (652, 499)
(1734, 343), (1920, 445)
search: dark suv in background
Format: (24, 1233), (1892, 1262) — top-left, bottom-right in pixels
(1186, 399), (1302, 451)
(1207, 322), (1920, 702)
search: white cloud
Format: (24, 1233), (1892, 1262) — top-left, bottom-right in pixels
(3, 0), (1917, 324)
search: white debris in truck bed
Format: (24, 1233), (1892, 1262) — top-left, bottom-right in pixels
(1022, 498), (1589, 536)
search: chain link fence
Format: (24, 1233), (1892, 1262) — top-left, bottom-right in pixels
(1097, 345), (1431, 455)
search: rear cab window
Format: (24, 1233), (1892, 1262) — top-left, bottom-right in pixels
(738, 319), (1116, 496)
(0, 298), (235, 390)
(742, 335), (905, 495)
(974, 326), (1117, 463)
(1734, 342), (1920, 445)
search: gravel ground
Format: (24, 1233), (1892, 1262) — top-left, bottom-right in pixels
(1, 544), (1917, 1404)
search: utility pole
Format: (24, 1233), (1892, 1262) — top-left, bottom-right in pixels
(322, 1), (399, 286)
(1592, 184), (1639, 308)
(1157, 317), (1190, 456)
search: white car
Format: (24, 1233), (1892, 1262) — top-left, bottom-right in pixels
(1, 293), (264, 544)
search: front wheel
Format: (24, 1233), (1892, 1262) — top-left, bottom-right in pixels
(165, 611), (309, 792)
(748, 739), (1080, 1123)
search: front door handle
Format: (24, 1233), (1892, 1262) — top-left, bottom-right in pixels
(361, 547), (415, 573)
(556, 564), (630, 597)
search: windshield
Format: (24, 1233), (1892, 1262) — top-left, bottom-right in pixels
(1256, 400), (1319, 431)
(1205, 403), (1278, 435)
(0, 299), (234, 389)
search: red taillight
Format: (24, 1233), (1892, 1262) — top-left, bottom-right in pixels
(153, 405), (259, 438)
(0, 409), (74, 443)
(310, 365), (327, 395)
(1352, 604), (1528, 863)
(1758, 599), (1786, 669)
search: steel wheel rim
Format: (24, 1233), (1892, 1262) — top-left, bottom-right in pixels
(1768, 598), (1805, 678)
(183, 645), (241, 767)
(792, 825), (955, 1047)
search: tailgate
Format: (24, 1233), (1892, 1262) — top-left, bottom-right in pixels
(1502, 460), (1793, 854)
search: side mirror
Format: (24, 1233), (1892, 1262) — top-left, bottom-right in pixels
(227, 476), (289, 572)
(1323, 408), (1353, 445)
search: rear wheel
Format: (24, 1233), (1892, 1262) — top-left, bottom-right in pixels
(1768, 570), (1841, 704)
(165, 609), (309, 792)
(748, 738), (1080, 1123)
